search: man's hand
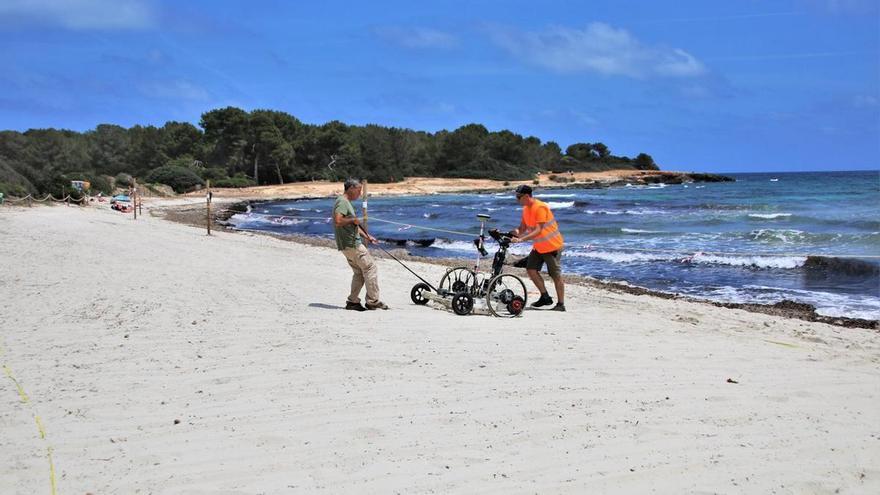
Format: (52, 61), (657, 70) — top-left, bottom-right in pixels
(511, 236), (522, 243)
(364, 234), (377, 245)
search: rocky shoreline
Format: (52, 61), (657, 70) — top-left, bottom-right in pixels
(467, 171), (734, 194)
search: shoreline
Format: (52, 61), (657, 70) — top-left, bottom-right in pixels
(155, 200), (878, 330)
(180, 169), (734, 200)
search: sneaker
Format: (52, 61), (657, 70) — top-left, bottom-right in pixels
(365, 301), (390, 310)
(345, 301), (367, 311)
(531, 293), (553, 308)
(551, 303), (566, 312)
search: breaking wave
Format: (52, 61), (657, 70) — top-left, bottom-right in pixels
(689, 253), (806, 269)
(431, 238), (531, 256)
(566, 250), (675, 263)
(749, 229), (808, 244)
(582, 208), (666, 215)
(748, 213), (793, 219)
(566, 249), (879, 274)
(229, 213), (312, 227)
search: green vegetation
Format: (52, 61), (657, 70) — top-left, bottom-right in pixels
(144, 165), (205, 193)
(0, 107), (659, 196)
(213, 173), (256, 188)
(114, 172), (134, 187)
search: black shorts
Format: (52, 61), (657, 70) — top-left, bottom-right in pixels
(526, 249), (562, 278)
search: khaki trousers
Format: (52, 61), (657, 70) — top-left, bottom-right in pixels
(341, 244), (380, 305)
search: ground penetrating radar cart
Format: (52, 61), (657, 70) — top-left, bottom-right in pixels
(409, 214), (528, 317)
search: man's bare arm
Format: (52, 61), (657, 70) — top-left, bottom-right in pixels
(514, 221), (546, 243)
(334, 212), (359, 227)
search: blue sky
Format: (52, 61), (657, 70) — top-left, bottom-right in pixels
(1, 0), (878, 172)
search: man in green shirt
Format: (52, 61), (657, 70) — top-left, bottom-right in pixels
(334, 179), (388, 311)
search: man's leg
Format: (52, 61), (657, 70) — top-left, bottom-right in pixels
(526, 250), (553, 307)
(354, 244), (381, 306)
(526, 268), (547, 294)
(551, 275), (565, 305)
(343, 248), (365, 303)
(545, 250), (565, 309)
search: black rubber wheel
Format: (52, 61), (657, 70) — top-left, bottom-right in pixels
(485, 274), (528, 318)
(507, 295), (525, 316)
(411, 283), (431, 305)
(451, 292), (474, 316)
(498, 288), (515, 304)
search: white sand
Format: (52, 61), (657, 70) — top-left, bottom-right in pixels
(1, 204), (878, 494)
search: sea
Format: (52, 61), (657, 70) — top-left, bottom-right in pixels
(228, 171), (880, 320)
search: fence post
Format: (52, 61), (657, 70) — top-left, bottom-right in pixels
(362, 179), (368, 233)
(131, 182), (137, 220)
(206, 180), (213, 236)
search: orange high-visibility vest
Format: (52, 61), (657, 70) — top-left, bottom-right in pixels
(522, 199), (564, 253)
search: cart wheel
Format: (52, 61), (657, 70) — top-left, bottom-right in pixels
(497, 288), (515, 304)
(485, 274), (528, 317)
(507, 295), (525, 316)
(451, 292), (474, 316)
(411, 283), (431, 305)
(439, 267), (476, 295)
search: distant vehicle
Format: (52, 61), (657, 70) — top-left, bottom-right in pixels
(110, 194), (132, 212)
(770, 178), (779, 182)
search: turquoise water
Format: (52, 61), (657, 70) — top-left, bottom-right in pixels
(230, 171), (880, 319)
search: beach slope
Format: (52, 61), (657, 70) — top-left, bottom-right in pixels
(1, 206), (878, 493)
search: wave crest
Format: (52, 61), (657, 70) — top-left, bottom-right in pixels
(748, 213), (793, 219)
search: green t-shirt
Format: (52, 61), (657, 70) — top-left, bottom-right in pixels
(334, 195), (361, 250)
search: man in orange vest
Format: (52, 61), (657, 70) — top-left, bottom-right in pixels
(510, 185), (565, 311)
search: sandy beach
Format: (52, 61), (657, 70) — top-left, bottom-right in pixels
(1, 203), (879, 494)
(178, 170), (687, 200)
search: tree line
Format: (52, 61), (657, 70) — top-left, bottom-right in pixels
(0, 106), (658, 196)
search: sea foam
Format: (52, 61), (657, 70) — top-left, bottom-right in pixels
(748, 213), (793, 219)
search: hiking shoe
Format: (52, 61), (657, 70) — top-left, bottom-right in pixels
(551, 303), (566, 312)
(366, 301), (390, 310)
(345, 301), (367, 312)
(531, 293), (554, 308)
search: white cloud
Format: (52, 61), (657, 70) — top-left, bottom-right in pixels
(373, 26), (459, 49)
(490, 22), (707, 79)
(0, 0), (156, 30)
